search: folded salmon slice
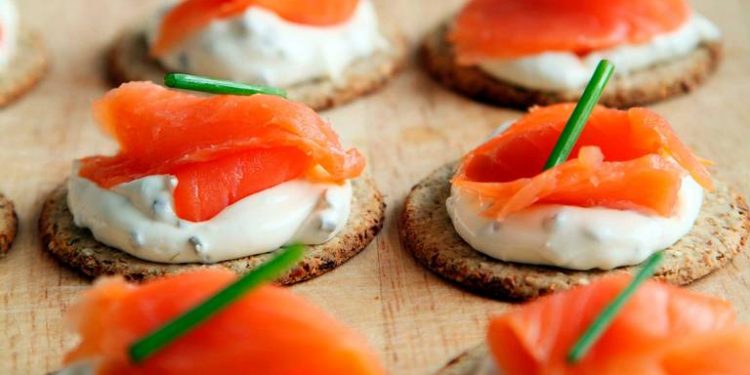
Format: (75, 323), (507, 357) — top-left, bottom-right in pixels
(450, 0), (690, 63)
(79, 82), (364, 222)
(488, 275), (748, 375)
(452, 104), (712, 219)
(151, 0), (360, 56)
(64, 269), (385, 375)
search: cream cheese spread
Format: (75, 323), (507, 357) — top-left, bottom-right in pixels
(477, 14), (721, 91)
(447, 175), (703, 271)
(146, 0), (387, 87)
(0, 0), (19, 71)
(448, 121), (704, 271)
(68, 166), (352, 264)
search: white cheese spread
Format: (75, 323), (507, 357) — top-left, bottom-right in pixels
(0, 0), (18, 71)
(146, 0), (387, 87)
(477, 14), (721, 91)
(67, 166), (352, 264)
(447, 175), (703, 271)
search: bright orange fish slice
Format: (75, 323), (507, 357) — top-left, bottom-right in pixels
(452, 104), (712, 219)
(488, 275), (748, 375)
(151, 0), (360, 56)
(79, 82), (364, 221)
(64, 269), (386, 375)
(450, 0), (690, 64)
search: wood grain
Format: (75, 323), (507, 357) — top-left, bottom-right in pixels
(0, 1), (748, 374)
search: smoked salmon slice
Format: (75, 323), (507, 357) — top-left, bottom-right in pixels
(450, 0), (691, 64)
(487, 275), (749, 375)
(79, 82), (364, 222)
(151, 0), (360, 56)
(453, 104), (712, 219)
(64, 269), (386, 375)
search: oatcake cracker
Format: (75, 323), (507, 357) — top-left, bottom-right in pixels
(40, 178), (385, 283)
(421, 24), (722, 109)
(400, 163), (750, 300)
(0, 30), (48, 107)
(108, 29), (407, 111)
(0, 193), (17, 256)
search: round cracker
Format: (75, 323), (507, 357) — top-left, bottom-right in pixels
(421, 23), (723, 109)
(400, 163), (750, 300)
(435, 345), (488, 375)
(0, 193), (18, 256)
(107, 28), (407, 111)
(40, 178), (385, 283)
(0, 30), (48, 107)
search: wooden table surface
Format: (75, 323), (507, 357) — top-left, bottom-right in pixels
(1, 0), (749, 374)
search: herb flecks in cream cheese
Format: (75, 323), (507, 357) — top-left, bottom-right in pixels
(68, 164), (352, 264)
(146, 0), (386, 87)
(477, 14), (721, 91)
(447, 175), (703, 271)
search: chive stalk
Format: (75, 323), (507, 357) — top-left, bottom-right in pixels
(164, 73), (287, 98)
(567, 251), (664, 363)
(129, 244), (304, 364)
(543, 60), (615, 170)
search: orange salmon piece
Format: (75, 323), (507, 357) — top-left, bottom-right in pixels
(151, 0), (360, 56)
(452, 104), (712, 219)
(488, 275), (742, 375)
(450, 0), (690, 63)
(64, 269), (386, 375)
(79, 82), (364, 221)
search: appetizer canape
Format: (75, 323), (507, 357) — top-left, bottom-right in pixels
(0, 193), (17, 256)
(422, 0), (722, 108)
(401, 63), (748, 300)
(437, 274), (750, 375)
(40, 77), (385, 282)
(109, 0), (406, 111)
(0, 0), (47, 107)
(57, 250), (386, 374)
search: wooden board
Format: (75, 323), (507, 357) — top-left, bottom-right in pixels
(1, 0), (749, 373)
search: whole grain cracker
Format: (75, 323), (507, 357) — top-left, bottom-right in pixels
(421, 24), (722, 109)
(108, 29), (407, 111)
(0, 30), (48, 107)
(41, 178), (385, 283)
(400, 163), (750, 300)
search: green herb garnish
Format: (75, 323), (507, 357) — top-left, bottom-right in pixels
(543, 60), (615, 170)
(164, 73), (287, 98)
(129, 244), (304, 364)
(567, 251), (664, 363)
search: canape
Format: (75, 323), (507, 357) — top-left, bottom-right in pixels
(0, 0), (47, 107)
(57, 267), (386, 374)
(109, 0), (406, 110)
(437, 275), (750, 374)
(40, 79), (385, 282)
(421, 0), (722, 108)
(400, 102), (749, 299)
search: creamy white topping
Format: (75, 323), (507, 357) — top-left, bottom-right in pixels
(477, 14), (721, 91)
(0, 0), (19, 71)
(68, 167), (352, 264)
(447, 175), (703, 271)
(146, 0), (386, 87)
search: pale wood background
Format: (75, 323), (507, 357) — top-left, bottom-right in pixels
(0, 0), (748, 374)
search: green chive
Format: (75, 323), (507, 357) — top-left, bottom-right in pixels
(543, 60), (615, 170)
(128, 244), (305, 364)
(164, 73), (287, 98)
(567, 251), (664, 364)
